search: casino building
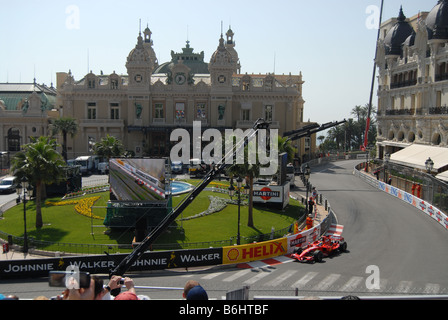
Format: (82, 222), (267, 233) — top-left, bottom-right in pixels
(56, 25), (312, 161)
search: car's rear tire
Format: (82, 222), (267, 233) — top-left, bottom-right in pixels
(340, 242), (347, 252)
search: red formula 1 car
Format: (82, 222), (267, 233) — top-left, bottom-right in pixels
(291, 235), (347, 263)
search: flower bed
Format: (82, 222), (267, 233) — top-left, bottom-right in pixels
(46, 196), (103, 220)
(62, 185), (109, 200)
(179, 195), (244, 221)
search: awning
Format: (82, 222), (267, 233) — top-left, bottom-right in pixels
(389, 144), (448, 172)
(436, 171), (448, 183)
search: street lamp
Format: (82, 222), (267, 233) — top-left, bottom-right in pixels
(425, 157), (434, 174)
(425, 157), (435, 203)
(16, 176), (29, 254)
(228, 177), (249, 245)
(304, 164), (311, 214)
(384, 153), (390, 182)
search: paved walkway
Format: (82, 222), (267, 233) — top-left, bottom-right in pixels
(0, 250), (44, 261)
(289, 178), (329, 227)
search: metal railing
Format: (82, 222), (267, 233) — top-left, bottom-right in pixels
(358, 160), (448, 215)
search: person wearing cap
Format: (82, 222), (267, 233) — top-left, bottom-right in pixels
(186, 285), (208, 300)
(183, 280), (208, 300)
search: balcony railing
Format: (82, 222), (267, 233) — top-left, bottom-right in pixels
(385, 109), (416, 116)
(382, 107), (448, 116)
(390, 79), (417, 89)
(429, 106), (448, 115)
(435, 73), (448, 82)
(79, 119), (125, 127)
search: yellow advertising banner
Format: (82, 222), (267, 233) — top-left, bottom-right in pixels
(222, 238), (288, 265)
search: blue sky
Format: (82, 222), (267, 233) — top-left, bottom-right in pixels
(0, 0), (435, 124)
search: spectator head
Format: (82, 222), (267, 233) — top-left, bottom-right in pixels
(186, 285), (208, 300)
(183, 280), (199, 299)
(114, 291), (139, 300)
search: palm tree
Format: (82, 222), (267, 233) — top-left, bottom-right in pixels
(350, 105), (365, 122)
(317, 135), (325, 146)
(227, 161), (260, 228)
(11, 136), (65, 229)
(93, 134), (125, 160)
(50, 117), (78, 162)
(327, 125), (345, 150)
(228, 135), (294, 228)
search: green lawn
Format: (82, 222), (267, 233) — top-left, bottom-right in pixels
(0, 180), (305, 253)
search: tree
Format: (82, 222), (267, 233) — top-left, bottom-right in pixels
(350, 105), (365, 123)
(326, 125), (345, 150)
(11, 136), (65, 229)
(277, 136), (296, 163)
(317, 135), (325, 146)
(93, 134), (125, 160)
(227, 136), (289, 228)
(49, 117), (78, 162)
(227, 160), (260, 228)
(322, 104), (377, 152)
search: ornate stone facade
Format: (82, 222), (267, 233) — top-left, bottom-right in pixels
(376, 2), (448, 158)
(57, 26), (310, 161)
(0, 82), (58, 157)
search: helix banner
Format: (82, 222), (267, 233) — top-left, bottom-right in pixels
(222, 238), (288, 265)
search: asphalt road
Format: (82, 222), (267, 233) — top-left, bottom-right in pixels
(309, 160), (448, 287)
(1, 161), (448, 300)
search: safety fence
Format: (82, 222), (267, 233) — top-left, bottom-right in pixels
(0, 211), (335, 280)
(0, 182), (306, 256)
(361, 160), (448, 214)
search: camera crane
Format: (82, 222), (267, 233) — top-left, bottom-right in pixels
(284, 119), (347, 142)
(110, 118), (270, 277)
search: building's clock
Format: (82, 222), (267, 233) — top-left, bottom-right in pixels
(175, 73), (186, 85)
(134, 74), (143, 83)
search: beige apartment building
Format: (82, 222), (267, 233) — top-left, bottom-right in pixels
(376, 1), (448, 177)
(0, 82), (59, 167)
(56, 26), (312, 162)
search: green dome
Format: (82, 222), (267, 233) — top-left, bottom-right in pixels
(153, 41), (209, 75)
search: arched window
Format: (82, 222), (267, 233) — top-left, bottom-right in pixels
(388, 130), (395, 140)
(7, 128), (21, 152)
(432, 133), (441, 145)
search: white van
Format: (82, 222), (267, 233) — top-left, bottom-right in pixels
(0, 176), (18, 194)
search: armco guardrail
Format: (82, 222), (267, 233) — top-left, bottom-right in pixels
(0, 211), (337, 279)
(354, 164), (448, 231)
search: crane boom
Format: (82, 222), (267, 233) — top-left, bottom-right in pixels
(363, 0), (384, 150)
(285, 119), (347, 142)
